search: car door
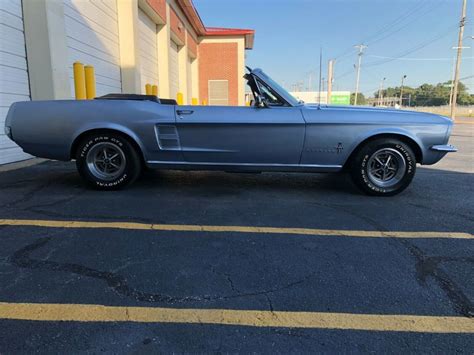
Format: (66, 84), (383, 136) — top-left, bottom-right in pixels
(175, 104), (305, 165)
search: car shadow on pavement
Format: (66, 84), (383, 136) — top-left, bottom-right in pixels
(139, 168), (358, 195)
(0, 161), (473, 203)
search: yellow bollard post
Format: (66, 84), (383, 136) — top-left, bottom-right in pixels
(73, 62), (86, 100)
(202, 99), (207, 106)
(145, 84), (152, 95)
(177, 92), (184, 105)
(152, 85), (158, 96)
(84, 65), (96, 100)
(192, 97), (198, 105)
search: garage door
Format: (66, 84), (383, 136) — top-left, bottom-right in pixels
(209, 80), (229, 106)
(138, 8), (158, 94)
(63, 0), (121, 97)
(0, 0), (31, 164)
(169, 41), (179, 101)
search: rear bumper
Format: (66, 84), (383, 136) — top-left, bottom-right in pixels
(431, 144), (457, 153)
(4, 125), (12, 139)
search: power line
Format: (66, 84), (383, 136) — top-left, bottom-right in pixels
(333, 0), (434, 61)
(333, 68), (355, 81)
(459, 74), (474, 81)
(367, 55), (474, 61)
(364, 2), (440, 47)
(362, 25), (459, 68)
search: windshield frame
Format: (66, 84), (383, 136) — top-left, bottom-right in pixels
(250, 68), (302, 107)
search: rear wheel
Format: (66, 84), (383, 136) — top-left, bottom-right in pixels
(76, 132), (142, 190)
(350, 138), (416, 196)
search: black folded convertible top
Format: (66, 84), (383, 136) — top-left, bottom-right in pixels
(96, 94), (177, 105)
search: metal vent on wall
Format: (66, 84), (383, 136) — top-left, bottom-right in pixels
(208, 80), (229, 106)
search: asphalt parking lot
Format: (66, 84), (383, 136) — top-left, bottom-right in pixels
(0, 119), (473, 352)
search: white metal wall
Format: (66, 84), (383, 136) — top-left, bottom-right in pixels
(138, 8), (159, 94)
(0, 0), (31, 164)
(169, 41), (179, 100)
(63, 0), (122, 97)
(187, 56), (193, 104)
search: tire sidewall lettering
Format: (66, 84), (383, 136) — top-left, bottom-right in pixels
(357, 141), (416, 195)
(78, 134), (130, 188)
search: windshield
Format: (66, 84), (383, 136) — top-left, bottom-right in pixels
(255, 70), (301, 106)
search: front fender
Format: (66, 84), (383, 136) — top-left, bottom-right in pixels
(346, 126), (424, 163)
(300, 122), (443, 166)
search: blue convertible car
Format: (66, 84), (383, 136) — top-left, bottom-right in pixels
(5, 68), (456, 195)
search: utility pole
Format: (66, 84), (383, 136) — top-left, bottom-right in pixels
(399, 75), (407, 107)
(378, 77), (386, 106)
(354, 44), (367, 105)
(449, 53), (456, 107)
(327, 59), (334, 105)
(450, 0), (467, 119)
(450, 46), (470, 107)
(318, 47), (322, 105)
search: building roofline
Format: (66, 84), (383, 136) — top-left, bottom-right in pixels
(204, 27), (255, 49)
(175, 0), (206, 35)
(175, 0), (255, 49)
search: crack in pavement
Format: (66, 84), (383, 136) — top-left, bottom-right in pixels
(407, 202), (474, 223)
(335, 206), (474, 318)
(9, 237), (315, 305)
(415, 256), (474, 317)
(0, 179), (56, 210)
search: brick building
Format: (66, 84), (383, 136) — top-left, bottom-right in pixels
(0, 0), (255, 164)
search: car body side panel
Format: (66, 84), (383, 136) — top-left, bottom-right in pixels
(6, 85), (454, 171)
(300, 105), (451, 166)
(8, 100), (177, 162)
(174, 105), (306, 164)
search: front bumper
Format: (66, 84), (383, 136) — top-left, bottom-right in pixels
(431, 144), (457, 153)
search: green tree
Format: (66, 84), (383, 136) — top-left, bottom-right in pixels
(351, 93), (366, 105)
(373, 81), (471, 107)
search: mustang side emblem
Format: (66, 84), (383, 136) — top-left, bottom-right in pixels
(306, 143), (344, 154)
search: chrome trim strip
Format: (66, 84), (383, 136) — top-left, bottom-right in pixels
(431, 144), (458, 152)
(146, 160), (342, 169)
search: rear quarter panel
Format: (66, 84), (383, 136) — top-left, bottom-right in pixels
(300, 106), (450, 166)
(9, 100), (175, 161)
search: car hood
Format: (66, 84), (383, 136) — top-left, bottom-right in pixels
(303, 104), (453, 124)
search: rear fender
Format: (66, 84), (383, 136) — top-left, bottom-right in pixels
(70, 123), (146, 160)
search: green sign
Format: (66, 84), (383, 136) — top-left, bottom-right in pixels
(330, 94), (350, 105)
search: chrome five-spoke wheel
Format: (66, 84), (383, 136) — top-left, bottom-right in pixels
(86, 142), (126, 181)
(367, 148), (406, 188)
(350, 138), (416, 196)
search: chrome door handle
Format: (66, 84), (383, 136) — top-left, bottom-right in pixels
(176, 110), (194, 116)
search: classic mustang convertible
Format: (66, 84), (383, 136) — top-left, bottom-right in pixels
(5, 68), (456, 196)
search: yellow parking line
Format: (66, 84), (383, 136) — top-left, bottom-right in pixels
(0, 219), (472, 239)
(0, 302), (472, 333)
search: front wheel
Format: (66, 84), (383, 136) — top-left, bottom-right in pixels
(350, 138), (416, 196)
(76, 132), (142, 190)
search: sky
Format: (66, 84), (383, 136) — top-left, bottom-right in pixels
(193, 0), (474, 96)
